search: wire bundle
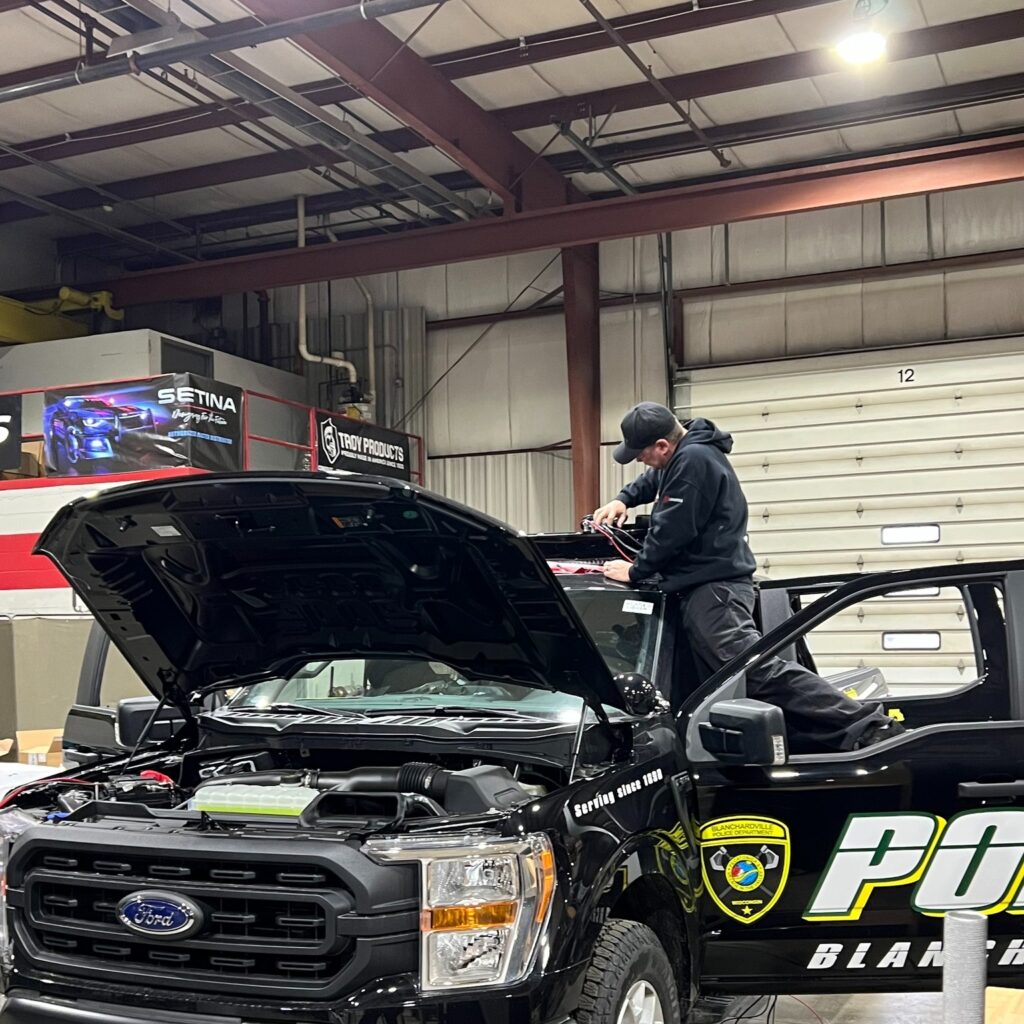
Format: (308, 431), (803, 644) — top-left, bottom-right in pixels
(589, 520), (642, 563)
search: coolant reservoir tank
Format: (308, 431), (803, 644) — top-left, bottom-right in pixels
(191, 783), (319, 817)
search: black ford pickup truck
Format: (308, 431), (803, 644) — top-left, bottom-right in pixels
(0, 473), (1020, 1024)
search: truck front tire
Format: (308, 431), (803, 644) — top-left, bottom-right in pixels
(576, 919), (680, 1024)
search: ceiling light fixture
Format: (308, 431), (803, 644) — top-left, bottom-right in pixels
(836, 0), (888, 66)
(836, 29), (887, 64)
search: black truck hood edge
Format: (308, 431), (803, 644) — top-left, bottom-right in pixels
(34, 472), (625, 714)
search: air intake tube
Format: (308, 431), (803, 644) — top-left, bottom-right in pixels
(195, 763), (528, 814)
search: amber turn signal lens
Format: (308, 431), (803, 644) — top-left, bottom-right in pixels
(534, 847), (556, 924)
(426, 901), (518, 932)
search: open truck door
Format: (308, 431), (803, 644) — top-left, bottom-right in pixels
(679, 561), (1024, 993)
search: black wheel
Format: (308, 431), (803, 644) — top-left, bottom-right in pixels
(576, 919), (681, 1024)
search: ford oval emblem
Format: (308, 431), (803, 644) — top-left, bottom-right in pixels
(116, 890), (203, 940)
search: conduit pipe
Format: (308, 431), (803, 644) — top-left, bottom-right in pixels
(296, 196), (358, 385)
(324, 224), (376, 421)
(0, 0), (447, 106)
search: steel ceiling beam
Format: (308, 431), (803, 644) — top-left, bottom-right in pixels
(434, 0), (836, 78)
(574, 0), (729, 168)
(494, 9), (1024, 132)
(0, 0), (447, 104)
(4, 8), (1020, 178)
(239, 0), (573, 210)
(101, 133), (1024, 304)
(38, 73), (1024, 257)
(0, 180), (195, 263)
(0, 17), (261, 90)
(79, 0), (469, 224)
(55, 169), (476, 259)
(0, 1), (834, 98)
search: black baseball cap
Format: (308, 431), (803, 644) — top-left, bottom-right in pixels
(613, 402), (679, 464)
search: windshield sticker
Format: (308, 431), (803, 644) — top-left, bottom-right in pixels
(700, 816), (791, 924)
(622, 599), (654, 615)
(151, 525), (181, 537)
(806, 808), (1024, 921)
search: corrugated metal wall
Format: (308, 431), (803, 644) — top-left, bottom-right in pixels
(680, 182), (1024, 365)
(425, 451), (573, 533)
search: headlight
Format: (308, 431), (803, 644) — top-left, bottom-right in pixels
(364, 833), (555, 992)
(0, 808), (37, 970)
(82, 417), (104, 427)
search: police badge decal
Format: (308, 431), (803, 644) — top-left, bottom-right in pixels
(700, 816), (791, 924)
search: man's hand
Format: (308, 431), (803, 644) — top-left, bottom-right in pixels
(603, 559), (633, 584)
(593, 499), (628, 527)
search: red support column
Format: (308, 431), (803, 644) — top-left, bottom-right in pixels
(561, 244), (601, 527)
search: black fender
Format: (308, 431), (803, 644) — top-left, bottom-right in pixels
(546, 826), (700, 1007)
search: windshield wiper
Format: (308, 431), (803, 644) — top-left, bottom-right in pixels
(358, 705), (545, 719)
(222, 703), (366, 718)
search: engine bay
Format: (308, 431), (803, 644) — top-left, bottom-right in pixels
(2, 748), (566, 832)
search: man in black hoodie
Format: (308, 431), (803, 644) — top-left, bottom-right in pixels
(596, 402), (900, 753)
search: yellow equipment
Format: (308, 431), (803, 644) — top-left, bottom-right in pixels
(0, 287), (124, 344)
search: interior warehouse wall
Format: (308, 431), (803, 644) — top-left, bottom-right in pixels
(242, 246), (668, 532)
(223, 178), (1024, 532)
(0, 617), (93, 735)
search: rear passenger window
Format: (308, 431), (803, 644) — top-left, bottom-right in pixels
(795, 581), (1008, 724)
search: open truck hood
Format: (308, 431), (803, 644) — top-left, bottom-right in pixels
(35, 473), (624, 716)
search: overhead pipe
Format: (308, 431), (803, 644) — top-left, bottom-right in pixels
(296, 197), (358, 386)
(87, 0), (471, 227)
(256, 290), (271, 365)
(324, 225), (376, 421)
(353, 277), (377, 422)
(0, 0), (447, 105)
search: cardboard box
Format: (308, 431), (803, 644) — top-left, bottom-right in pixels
(0, 440), (45, 481)
(988, 988), (1024, 1022)
(14, 728), (63, 767)
(0, 738), (12, 760)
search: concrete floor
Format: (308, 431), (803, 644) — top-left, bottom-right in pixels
(724, 993), (942, 1024)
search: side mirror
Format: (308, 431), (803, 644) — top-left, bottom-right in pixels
(698, 699), (788, 765)
(614, 673), (668, 716)
(116, 697), (185, 749)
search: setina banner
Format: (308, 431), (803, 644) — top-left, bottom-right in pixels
(317, 412), (411, 480)
(0, 394), (22, 472)
(43, 373), (243, 477)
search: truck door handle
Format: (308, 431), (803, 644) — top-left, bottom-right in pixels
(959, 780), (1024, 799)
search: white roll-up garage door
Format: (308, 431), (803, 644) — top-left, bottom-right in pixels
(674, 336), (1024, 695)
(675, 336), (1024, 581)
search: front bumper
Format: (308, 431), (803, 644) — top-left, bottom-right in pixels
(1, 993), (575, 1024)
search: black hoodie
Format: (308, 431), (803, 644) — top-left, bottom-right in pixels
(616, 417), (756, 593)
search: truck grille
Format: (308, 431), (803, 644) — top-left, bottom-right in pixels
(9, 833), (417, 1001)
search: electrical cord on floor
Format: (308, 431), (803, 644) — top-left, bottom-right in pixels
(717, 995), (775, 1024)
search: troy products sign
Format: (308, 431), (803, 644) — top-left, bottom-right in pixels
(317, 413), (411, 480)
(805, 808), (1024, 920)
(0, 394), (22, 471)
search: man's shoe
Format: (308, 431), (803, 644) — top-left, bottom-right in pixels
(853, 719), (906, 750)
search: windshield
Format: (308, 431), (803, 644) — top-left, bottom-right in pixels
(226, 588), (663, 718)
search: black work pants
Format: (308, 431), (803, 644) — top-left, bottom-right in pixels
(680, 579), (891, 753)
